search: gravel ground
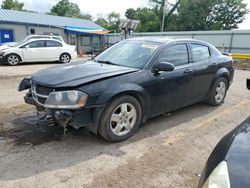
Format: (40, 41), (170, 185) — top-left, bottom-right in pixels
(0, 66), (249, 188)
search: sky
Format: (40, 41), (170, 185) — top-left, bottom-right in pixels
(0, 0), (249, 29)
(16, 0), (148, 17)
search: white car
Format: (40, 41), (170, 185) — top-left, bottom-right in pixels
(0, 35), (65, 49)
(0, 38), (77, 65)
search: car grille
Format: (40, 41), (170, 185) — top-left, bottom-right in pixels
(31, 83), (54, 106)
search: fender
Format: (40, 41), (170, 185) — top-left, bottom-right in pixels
(213, 67), (230, 86)
(88, 83), (151, 134)
(96, 83), (150, 110)
(206, 67), (230, 98)
(3, 52), (22, 62)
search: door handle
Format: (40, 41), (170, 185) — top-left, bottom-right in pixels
(184, 69), (193, 74)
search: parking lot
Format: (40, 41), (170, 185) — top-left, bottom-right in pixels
(0, 63), (249, 188)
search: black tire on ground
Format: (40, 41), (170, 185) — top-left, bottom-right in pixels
(206, 77), (228, 106)
(59, 53), (71, 63)
(6, 54), (21, 66)
(98, 95), (142, 142)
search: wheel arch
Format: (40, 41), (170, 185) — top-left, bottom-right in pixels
(88, 84), (150, 134)
(6, 53), (22, 62)
(211, 68), (230, 89)
(106, 90), (148, 121)
(206, 67), (230, 99)
(60, 52), (71, 59)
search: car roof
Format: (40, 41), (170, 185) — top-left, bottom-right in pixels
(28, 35), (62, 38)
(27, 38), (61, 42)
(18, 38), (63, 46)
(128, 37), (211, 45)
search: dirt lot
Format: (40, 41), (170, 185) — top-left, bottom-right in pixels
(0, 63), (250, 188)
(233, 59), (250, 70)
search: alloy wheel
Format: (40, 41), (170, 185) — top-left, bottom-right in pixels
(8, 55), (19, 65)
(110, 103), (137, 136)
(61, 54), (70, 63)
(215, 81), (226, 103)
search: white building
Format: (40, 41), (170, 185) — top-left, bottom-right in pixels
(0, 9), (109, 53)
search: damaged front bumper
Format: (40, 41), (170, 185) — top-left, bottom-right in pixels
(19, 78), (103, 133)
(23, 89), (94, 129)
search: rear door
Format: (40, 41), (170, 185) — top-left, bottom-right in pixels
(189, 43), (215, 99)
(150, 43), (194, 116)
(21, 40), (47, 62)
(45, 40), (63, 60)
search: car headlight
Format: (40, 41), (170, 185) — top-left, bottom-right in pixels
(202, 161), (231, 188)
(45, 90), (88, 109)
(0, 51), (5, 56)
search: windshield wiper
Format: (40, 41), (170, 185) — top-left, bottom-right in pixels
(96, 60), (119, 66)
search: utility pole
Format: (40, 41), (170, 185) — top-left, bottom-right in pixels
(160, 0), (166, 32)
(161, 0), (181, 32)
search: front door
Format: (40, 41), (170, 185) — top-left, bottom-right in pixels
(150, 43), (194, 116)
(22, 40), (47, 62)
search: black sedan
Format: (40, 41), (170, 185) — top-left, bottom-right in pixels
(198, 79), (250, 188)
(19, 38), (234, 142)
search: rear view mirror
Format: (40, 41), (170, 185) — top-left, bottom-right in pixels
(154, 62), (175, 74)
(247, 78), (250, 90)
(25, 45), (30, 49)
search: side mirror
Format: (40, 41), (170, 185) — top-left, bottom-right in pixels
(154, 62), (175, 74)
(247, 78), (250, 90)
(25, 45), (30, 49)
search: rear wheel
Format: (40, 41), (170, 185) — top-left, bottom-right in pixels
(206, 77), (228, 106)
(98, 96), (142, 142)
(60, 53), (71, 63)
(6, 54), (20, 66)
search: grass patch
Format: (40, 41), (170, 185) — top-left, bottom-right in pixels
(233, 59), (250, 69)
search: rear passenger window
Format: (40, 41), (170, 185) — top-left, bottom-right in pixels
(46, 41), (62, 47)
(159, 44), (189, 66)
(52, 37), (62, 41)
(191, 44), (210, 62)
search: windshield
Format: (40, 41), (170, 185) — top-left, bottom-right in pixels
(94, 40), (160, 69)
(13, 37), (30, 47)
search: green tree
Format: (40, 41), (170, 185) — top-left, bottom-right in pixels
(125, 8), (160, 32)
(79, 13), (93, 21)
(208, 0), (248, 30)
(124, 0), (248, 32)
(50, 0), (81, 18)
(1, 0), (24, 10)
(95, 15), (108, 28)
(107, 12), (120, 32)
(125, 8), (137, 19)
(136, 8), (161, 32)
(176, 0), (248, 31)
(95, 12), (120, 32)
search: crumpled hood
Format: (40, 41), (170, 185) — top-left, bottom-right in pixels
(32, 61), (139, 88)
(0, 45), (11, 51)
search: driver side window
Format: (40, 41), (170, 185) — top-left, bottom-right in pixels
(26, 41), (45, 48)
(159, 44), (189, 67)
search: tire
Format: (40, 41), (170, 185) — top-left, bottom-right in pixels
(60, 53), (71, 63)
(98, 96), (142, 142)
(6, 54), (20, 66)
(206, 77), (228, 106)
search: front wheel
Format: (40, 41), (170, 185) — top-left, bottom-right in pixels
(60, 53), (71, 63)
(206, 77), (228, 106)
(98, 96), (142, 142)
(6, 54), (20, 66)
